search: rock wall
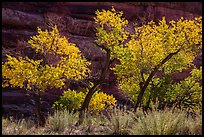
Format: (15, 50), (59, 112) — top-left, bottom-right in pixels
(2, 2), (202, 118)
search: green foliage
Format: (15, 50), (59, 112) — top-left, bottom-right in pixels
(94, 7), (202, 111)
(170, 67), (202, 110)
(149, 67), (202, 111)
(52, 89), (85, 112)
(52, 86), (117, 114)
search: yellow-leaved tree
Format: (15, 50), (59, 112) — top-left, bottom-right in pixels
(2, 26), (91, 126)
(77, 7), (130, 125)
(113, 16), (202, 111)
(77, 7), (202, 123)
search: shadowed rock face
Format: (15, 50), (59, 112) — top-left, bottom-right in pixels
(2, 2), (202, 118)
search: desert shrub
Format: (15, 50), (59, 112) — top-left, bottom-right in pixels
(100, 107), (135, 135)
(130, 106), (202, 135)
(45, 110), (78, 133)
(2, 117), (35, 135)
(2, 107), (202, 135)
(180, 113), (202, 135)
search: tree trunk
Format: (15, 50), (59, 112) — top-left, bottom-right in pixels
(33, 90), (45, 127)
(76, 44), (110, 126)
(134, 48), (181, 112)
(23, 82), (45, 127)
(76, 83), (100, 126)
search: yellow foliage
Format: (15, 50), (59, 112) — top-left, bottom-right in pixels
(2, 55), (42, 89)
(2, 26), (91, 93)
(127, 16), (202, 74)
(113, 16), (202, 100)
(94, 8), (202, 106)
(28, 25), (80, 56)
(52, 89), (117, 114)
(89, 91), (117, 114)
(94, 7), (129, 48)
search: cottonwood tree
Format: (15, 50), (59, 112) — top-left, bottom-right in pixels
(112, 16), (202, 111)
(77, 7), (130, 125)
(2, 26), (91, 126)
(78, 7), (202, 125)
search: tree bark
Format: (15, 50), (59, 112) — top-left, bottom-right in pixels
(23, 81), (45, 127)
(76, 44), (110, 126)
(33, 89), (45, 127)
(76, 83), (100, 126)
(33, 92), (45, 127)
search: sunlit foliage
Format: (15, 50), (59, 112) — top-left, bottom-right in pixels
(114, 16), (202, 107)
(52, 86), (117, 114)
(94, 7), (202, 111)
(94, 7), (129, 51)
(2, 26), (91, 93)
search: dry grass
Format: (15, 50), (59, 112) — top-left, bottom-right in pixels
(131, 108), (187, 135)
(2, 107), (202, 135)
